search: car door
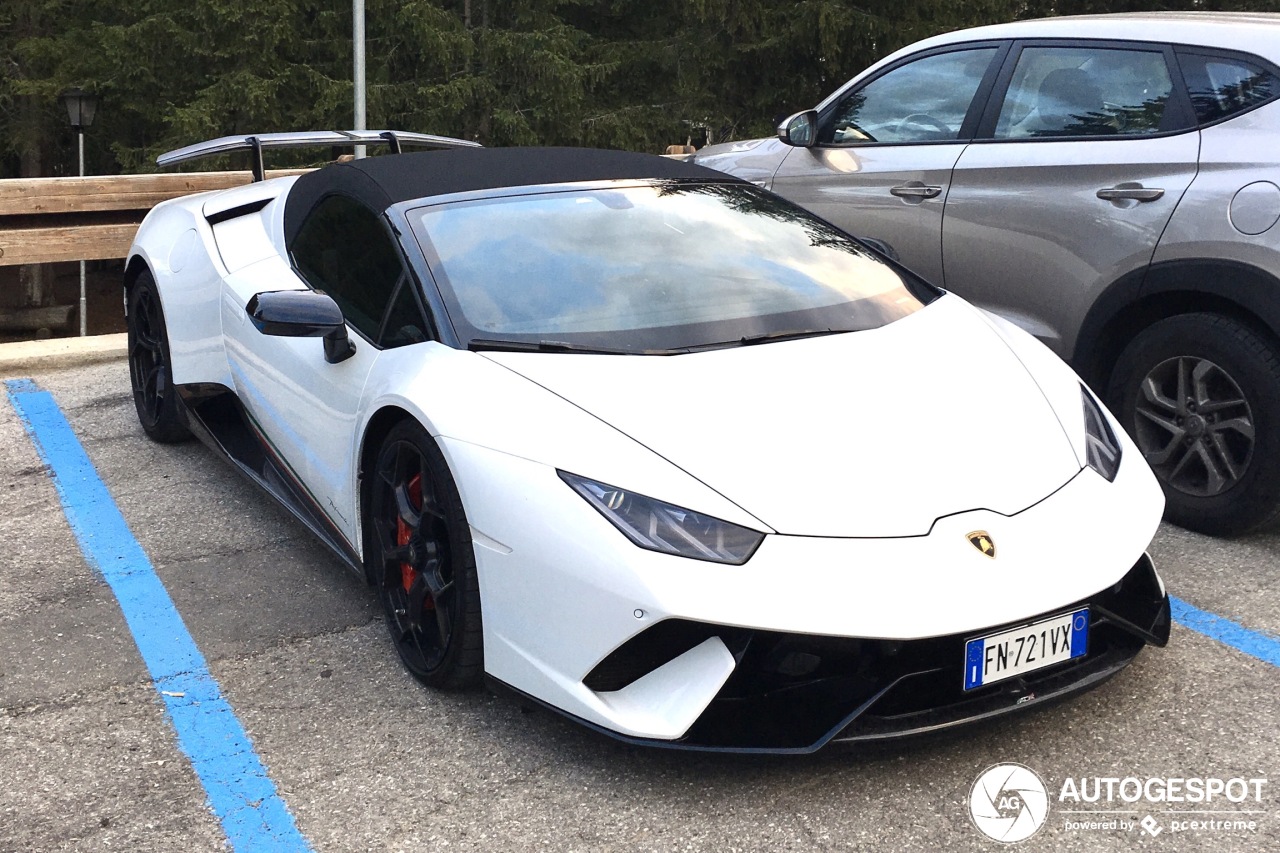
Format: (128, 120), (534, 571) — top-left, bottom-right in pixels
(770, 43), (1006, 285)
(941, 41), (1200, 360)
(223, 193), (429, 548)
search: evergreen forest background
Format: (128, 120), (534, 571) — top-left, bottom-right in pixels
(4, 0), (1279, 178)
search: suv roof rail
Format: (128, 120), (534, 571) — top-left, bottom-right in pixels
(157, 130), (482, 181)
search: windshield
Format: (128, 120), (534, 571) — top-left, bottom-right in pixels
(409, 181), (937, 353)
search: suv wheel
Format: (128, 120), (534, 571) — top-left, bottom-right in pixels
(1108, 313), (1280, 536)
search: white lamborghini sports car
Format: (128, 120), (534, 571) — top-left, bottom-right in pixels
(126, 132), (1171, 753)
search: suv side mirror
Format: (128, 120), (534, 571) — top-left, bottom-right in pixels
(246, 290), (356, 364)
(777, 110), (818, 147)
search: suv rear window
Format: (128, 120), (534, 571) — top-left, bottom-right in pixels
(994, 46), (1176, 139)
(1177, 51), (1278, 124)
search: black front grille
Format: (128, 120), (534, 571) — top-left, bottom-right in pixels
(836, 622), (1140, 738)
(578, 554), (1166, 752)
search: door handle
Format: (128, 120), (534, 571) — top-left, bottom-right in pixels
(890, 183), (942, 199)
(1096, 185), (1164, 202)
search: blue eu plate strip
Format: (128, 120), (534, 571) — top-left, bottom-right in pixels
(5, 379), (312, 853)
(964, 636), (985, 691)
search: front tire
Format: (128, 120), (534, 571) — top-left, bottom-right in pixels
(126, 271), (190, 443)
(1108, 312), (1280, 536)
(368, 420), (483, 689)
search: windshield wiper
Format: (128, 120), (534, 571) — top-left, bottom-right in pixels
(468, 338), (661, 355)
(740, 328), (845, 345)
(686, 328), (849, 352)
(469, 329), (850, 356)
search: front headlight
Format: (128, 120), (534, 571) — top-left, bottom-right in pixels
(559, 471), (764, 564)
(1081, 385), (1122, 481)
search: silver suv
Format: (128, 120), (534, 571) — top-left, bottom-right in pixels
(694, 12), (1280, 536)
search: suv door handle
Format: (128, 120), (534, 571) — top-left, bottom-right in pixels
(1097, 185), (1164, 202)
(890, 183), (942, 199)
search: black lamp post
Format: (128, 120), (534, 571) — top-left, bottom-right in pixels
(60, 88), (99, 336)
(61, 87), (98, 133)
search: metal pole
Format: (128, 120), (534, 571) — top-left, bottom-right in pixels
(353, 0), (366, 159)
(78, 130), (86, 336)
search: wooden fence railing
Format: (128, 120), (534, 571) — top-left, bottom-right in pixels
(0, 170), (308, 266)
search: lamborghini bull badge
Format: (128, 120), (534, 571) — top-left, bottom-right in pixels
(967, 530), (996, 559)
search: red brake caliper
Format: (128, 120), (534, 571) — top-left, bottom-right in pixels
(395, 474), (435, 609)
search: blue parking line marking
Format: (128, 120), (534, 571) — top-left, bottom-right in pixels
(1171, 595), (1280, 667)
(5, 379), (312, 853)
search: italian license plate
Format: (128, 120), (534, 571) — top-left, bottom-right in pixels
(963, 608), (1089, 691)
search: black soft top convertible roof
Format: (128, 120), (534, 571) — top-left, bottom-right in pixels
(283, 146), (739, 247)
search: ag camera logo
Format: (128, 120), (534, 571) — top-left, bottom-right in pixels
(970, 763), (1050, 843)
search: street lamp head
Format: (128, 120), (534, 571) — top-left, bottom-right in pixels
(61, 88), (99, 131)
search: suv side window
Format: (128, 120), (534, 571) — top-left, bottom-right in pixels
(1177, 51), (1279, 124)
(819, 47), (999, 145)
(290, 194), (417, 344)
(993, 46), (1177, 139)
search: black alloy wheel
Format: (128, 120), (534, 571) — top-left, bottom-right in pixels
(369, 420), (482, 688)
(126, 271), (190, 443)
(1109, 312), (1280, 536)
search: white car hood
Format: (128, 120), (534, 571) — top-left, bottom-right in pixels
(481, 295), (1083, 537)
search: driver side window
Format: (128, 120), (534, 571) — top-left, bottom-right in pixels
(290, 194), (426, 346)
(820, 47), (998, 145)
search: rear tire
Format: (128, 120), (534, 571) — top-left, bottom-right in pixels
(1108, 312), (1280, 536)
(126, 271), (190, 443)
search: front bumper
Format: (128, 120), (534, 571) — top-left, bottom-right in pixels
(443, 425), (1165, 750)
(501, 553), (1168, 753)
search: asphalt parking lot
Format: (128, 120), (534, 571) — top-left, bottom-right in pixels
(1, 358), (1277, 852)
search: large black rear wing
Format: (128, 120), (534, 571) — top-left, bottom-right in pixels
(157, 130), (481, 181)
